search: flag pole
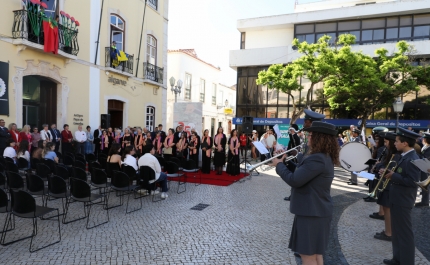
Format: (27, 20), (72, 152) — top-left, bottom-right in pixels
(94, 0), (104, 65)
(135, 0), (148, 78)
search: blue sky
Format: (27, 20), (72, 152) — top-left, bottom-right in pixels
(168, 0), (296, 86)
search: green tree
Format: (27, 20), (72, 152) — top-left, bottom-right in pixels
(256, 36), (335, 124)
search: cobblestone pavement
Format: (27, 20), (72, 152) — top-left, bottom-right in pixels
(0, 164), (429, 265)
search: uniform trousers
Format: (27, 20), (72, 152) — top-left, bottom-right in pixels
(390, 203), (415, 264)
(420, 173), (429, 204)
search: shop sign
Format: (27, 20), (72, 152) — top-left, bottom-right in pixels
(73, 114), (84, 125)
(108, 75), (127, 86)
(224, 108), (233, 115)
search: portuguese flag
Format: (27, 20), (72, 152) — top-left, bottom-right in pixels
(43, 17), (59, 54)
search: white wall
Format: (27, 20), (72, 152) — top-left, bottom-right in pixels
(245, 28), (294, 49)
(295, 0), (397, 13)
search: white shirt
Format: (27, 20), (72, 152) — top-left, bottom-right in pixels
(138, 153), (161, 182)
(122, 155), (138, 171)
(265, 134), (276, 148)
(18, 150), (30, 162)
(40, 129), (52, 141)
(401, 149), (415, 157)
(3, 147), (17, 159)
(75, 130), (87, 142)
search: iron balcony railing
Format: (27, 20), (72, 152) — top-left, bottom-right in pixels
(148, 0), (158, 10)
(144, 62), (164, 84)
(12, 10), (79, 56)
(105, 47), (134, 75)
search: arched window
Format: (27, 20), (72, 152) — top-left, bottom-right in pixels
(146, 35), (157, 65)
(146, 106), (155, 131)
(110, 15), (125, 51)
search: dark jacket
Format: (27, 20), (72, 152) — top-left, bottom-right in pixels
(276, 153), (334, 217)
(0, 127), (10, 150)
(50, 128), (61, 142)
(422, 146), (430, 159)
(287, 133), (301, 150)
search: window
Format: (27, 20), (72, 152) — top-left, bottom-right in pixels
(43, 0), (58, 19)
(212, 84), (217, 105)
(148, 0), (158, 10)
(147, 35), (157, 65)
(146, 106), (155, 131)
(399, 27), (412, 38)
(219, 91), (224, 106)
(240, 32), (246, 49)
(200, 79), (205, 103)
(414, 26), (430, 38)
(110, 15), (125, 51)
(184, 73), (192, 100)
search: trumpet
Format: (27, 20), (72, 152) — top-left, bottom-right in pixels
(248, 143), (304, 172)
(416, 176), (430, 191)
(369, 154), (397, 199)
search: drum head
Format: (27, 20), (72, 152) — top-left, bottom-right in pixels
(339, 142), (372, 172)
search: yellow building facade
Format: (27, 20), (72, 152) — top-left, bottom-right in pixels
(0, 0), (168, 131)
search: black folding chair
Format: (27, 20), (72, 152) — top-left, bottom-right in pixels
(64, 178), (108, 229)
(86, 153), (96, 163)
(0, 172), (7, 189)
(6, 171), (24, 191)
(63, 155), (74, 167)
(5, 161), (19, 174)
(155, 156), (166, 170)
(109, 171), (142, 214)
(36, 163), (51, 181)
(43, 159), (57, 174)
(182, 159), (201, 186)
(0, 188), (14, 234)
(75, 156), (86, 165)
(75, 153), (85, 160)
(0, 190), (61, 252)
(45, 175), (69, 220)
(74, 160), (86, 172)
(72, 167), (88, 182)
(17, 158), (31, 174)
(165, 161), (186, 194)
(31, 158), (41, 172)
(3, 157), (15, 165)
(55, 165), (71, 181)
(98, 154), (108, 170)
(55, 151), (63, 163)
(90, 168), (111, 204)
(139, 166), (161, 202)
(122, 165), (137, 183)
(26, 174), (48, 201)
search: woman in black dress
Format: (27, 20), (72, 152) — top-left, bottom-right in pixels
(163, 128), (176, 161)
(213, 127), (226, 175)
(176, 133), (188, 160)
(201, 129), (212, 174)
(188, 133), (199, 166)
(270, 121), (339, 264)
(122, 128), (133, 149)
(226, 129), (240, 176)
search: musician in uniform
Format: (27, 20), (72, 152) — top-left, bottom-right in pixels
(271, 121), (339, 265)
(284, 109), (325, 201)
(381, 127), (422, 265)
(415, 132), (430, 207)
(347, 128), (362, 185)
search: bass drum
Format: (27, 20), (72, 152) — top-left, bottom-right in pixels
(339, 142), (372, 172)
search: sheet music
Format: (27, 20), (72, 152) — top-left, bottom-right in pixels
(273, 124), (281, 138)
(356, 171), (375, 180)
(410, 158), (430, 173)
(253, 141), (269, 154)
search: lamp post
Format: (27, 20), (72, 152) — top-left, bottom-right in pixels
(225, 99), (229, 108)
(169, 77), (183, 103)
(393, 97), (404, 132)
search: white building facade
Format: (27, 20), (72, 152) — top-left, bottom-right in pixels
(167, 49), (236, 136)
(229, 0), (430, 129)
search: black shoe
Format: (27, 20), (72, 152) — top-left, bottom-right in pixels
(363, 196), (370, 200)
(284, 196), (290, 201)
(374, 232), (392, 241)
(369, 213), (384, 220)
(347, 182), (357, 185)
(415, 202), (429, 207)
(375, 230), (385, 236)
(383, 258), (399, 265)
(294, 252), (301, 258)
(364, 197), (377, 202)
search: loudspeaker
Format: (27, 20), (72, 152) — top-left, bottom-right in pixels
(242, 116), (253, 134)
(101, 114), (111, 129)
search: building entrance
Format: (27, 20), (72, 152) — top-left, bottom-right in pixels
(108, 100), (124, 129)
(22, 76), (57, 129)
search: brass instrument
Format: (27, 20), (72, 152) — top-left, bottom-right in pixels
(370, 147), (387, 173)
(248, 143), (304, 172)
(342, 130), (352, 143)
(416, 176), (430, 191)
(369, 154), (397, 199)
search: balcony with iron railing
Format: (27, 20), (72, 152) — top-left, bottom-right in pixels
(143, 62), (164, 84)
(12, 10), (79, 56)
(105, 47), (134, 75)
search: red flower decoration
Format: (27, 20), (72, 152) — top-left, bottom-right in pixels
(60, 11), (65, 16)
(71, 17), (75, 22)
(40, 2), (48, 8)
(75, 21), (80, 26)
(30, 0), (40, 5)
(65, 13), (70, 19)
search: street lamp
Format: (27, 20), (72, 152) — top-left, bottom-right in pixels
(393, 97), (404, 132)
(225, 99), (229, 107)
(169, 76), (183, 103)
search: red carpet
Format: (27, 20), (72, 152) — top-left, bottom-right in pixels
(168, 170), (249, 186)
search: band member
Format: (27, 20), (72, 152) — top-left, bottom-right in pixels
(285, 109), (325, 201)
(213, 127), (227, 175)
(415, 132), (430, 207)
(348, 128), (362, 185)
(201, 129), (213, 174)
(227, 129), (240, 176)
(381, 127), (422, 265)
(271, 121), (339, 265)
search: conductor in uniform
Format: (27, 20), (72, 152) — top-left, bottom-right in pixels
(284, 109), (325, 201)
(380, 127), (422, 265)
(271, 121), (339, 265)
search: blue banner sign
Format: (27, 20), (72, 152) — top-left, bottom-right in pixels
(233, 117), (430, 129)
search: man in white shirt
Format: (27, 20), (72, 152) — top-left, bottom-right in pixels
(74, 125), (87, 155)
(138, 143), (168, 199)
(40, 124), (53, 142)
(261, 129), (276, 159)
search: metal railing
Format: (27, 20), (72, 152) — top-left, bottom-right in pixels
(148, 0), (158, 10)
(12, 10), (79, 55)
(105, 47), (134, 75)
(143, 62), (164, 84)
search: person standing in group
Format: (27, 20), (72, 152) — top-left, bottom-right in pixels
(153, 132), (163, 156)
(239, 132), (248, 157)
(0, 119), (10, 156)
(188, 133), (199, 166)
(19, 125), (32, 152)
(134, 128), (145, 155)
(40, 124), (53, 143)
(287, 125), (301, 153)
(74, 125), (87, 155)
(176, 133), (188, 160)
(174, 125), (184, 144)
(189, 129), (200, 164)
(9, 123), (20, 150)
(61, 124), (73, 155)
(249, 130), (259, 162)
(93, 125), (102, 157)
(30, 126), (40, 155)
(101, 130), (110, 155)
(227, 129), (240, 176)
(122, 127), (133, 149)
(145, 132), (152, 145)
(270, 121), (338, 265)
(85, 126), (94, 154)
(415, 132), (430, 207)
(348, 128), (362, 185)
(50, 123), (61, 152)
(163, 128), (176, 161)
(380, 127), (423, 265)
(201, 129), (212, 174)
(157, 124), (165, 137)
(213, 127), (227, 175)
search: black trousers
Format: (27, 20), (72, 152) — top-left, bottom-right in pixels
(54, 140), (60, 152)
(420, 174), (429, 204)
(390, 203), (415, 264)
